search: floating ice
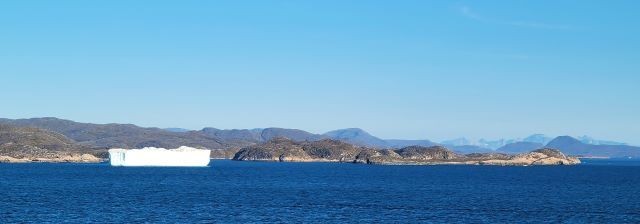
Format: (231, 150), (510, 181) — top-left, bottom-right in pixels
(108, 146), (211, 167)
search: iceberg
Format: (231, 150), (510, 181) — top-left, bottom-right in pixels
(108, 146), (211, 167)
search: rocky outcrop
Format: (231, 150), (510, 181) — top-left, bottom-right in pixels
(0, 153), (102, 163)
(232, 138), (313, 162)
(302, 139), (362, 161)
(233, 138), (371, 162)
(209, 148), (242, 159)
(0, 156), (29, 163)
(396, 146), (459, 160)
(479, 148), (580, 165)
(233, 139), (580, 166)
(0, 124), (104, 163)
(354, 149), (403, 164)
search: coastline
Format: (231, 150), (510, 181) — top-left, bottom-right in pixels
(0, 157), (581, 166)
(232, 139), (582, 166)
(232, 158), (581, 166)
(0, 154), (103, 163)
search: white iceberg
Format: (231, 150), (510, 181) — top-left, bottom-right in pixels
(108, 146), (211, 167)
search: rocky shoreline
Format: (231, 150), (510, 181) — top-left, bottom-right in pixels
(0, 153), (103, 163)
(233, 138), (580, 166)
(0, 124), (105, 163)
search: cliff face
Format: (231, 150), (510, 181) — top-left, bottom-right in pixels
(233, 138), (580, 166)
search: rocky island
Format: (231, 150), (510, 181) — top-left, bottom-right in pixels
(233, 138), (580, 166)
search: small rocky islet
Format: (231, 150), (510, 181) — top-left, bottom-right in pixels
(233, 138), (580, 166)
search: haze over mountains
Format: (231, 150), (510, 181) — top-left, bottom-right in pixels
(440, 134), (626, 150)
(0, 117), (638, 158)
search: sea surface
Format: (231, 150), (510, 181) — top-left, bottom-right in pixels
(1, 159), (640, 223)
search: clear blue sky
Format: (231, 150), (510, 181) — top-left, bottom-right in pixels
(1, 1), (638, 144)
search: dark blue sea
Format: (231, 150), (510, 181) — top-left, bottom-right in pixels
(1, 159), (640, 223)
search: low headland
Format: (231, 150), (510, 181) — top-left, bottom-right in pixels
(0, 124), (103, 163)
(233, 138), (580, 166)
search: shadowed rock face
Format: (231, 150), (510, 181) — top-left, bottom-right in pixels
(233, 138), (580, 166)
(233, 138), (363, 162)
(395, 146), (459, 160)
(232, 138), (312, 162)
(302, 139), (362, 161)
(354, 149), (402, 164)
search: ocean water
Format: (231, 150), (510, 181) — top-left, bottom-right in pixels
(1, 160), (639, 223)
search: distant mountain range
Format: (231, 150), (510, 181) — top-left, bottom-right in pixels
(323, 128), (437, 148)
(0, 117), (637, 158)
(440, 134), (626, 150)
(546, 136), (640, 158)
(200, 127), (438, 149)
(441, 135), (637, 157)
